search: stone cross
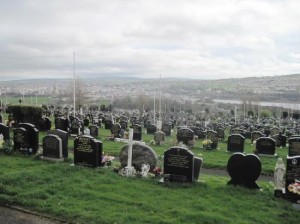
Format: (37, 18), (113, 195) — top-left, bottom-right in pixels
(125, 128), (135, 177)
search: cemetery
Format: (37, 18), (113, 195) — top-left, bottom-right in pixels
(0, 103), (300, 224)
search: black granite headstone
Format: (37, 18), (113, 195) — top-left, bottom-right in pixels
(271, 134), (287, 148)
(42, 134), (63, 159)
(13, 127), (29, 152)
(217, 128), (225, 139)
(47, 129), (69, 159)
(55, 117), (69, 132)
(44, 117), (51, 131)
(164, 147), (194, 183)
(132, 124), (142, 141)
(227, 153), (261, 189)
(177, 128), (194, 145)
(255, 137), (276, 156)
(104, 119), (113, 129)
(206, 130), (218, 149)
(162, 123), (172, 136)
(120, 120), (128, 130)
(227, 134), (245, 153)
(89, 125), (99, 138)
(251, 131), (265, 143)
(18, 123), (39, 154)
(147, 124), (157, 134)
(111, 123), (121, 138)
(83, 118), (90, 127)
(74, 135), (103, 167)
(194, 128), (206, 139)
(285, 156), (300, 203)
(288, 137), (300, 157)
(0, 123), (10, 140)
(193, 157), (203, 181)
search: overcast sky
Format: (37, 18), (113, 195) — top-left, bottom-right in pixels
(0, 0), (299, 81)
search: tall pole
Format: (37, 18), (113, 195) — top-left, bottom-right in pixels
(73, 52), (76, 116)
(158, 74), (162, 130)
(234, 106), (237, 125)
(153, 91), (156, 125)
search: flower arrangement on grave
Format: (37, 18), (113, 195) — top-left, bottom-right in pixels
(101, 152), (115, 166)
(288, 179), (300, 195)
(202, 139), (212, 150)
(153, 166), (162, 177)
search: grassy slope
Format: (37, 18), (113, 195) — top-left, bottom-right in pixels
(0, 154), (299, 224)
(0, 113), (297, 223)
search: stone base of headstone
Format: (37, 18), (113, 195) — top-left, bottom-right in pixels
(40, 156), (64, 162)
(292, 203), (300, 211)
(257, 153), (278, 158)
(274, 188), (284, 198)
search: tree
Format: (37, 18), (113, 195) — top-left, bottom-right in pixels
(68, 77), (87, 110)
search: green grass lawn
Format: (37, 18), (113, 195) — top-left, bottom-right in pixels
(0, 120), (298, 223)
(0, 153), (299, 224)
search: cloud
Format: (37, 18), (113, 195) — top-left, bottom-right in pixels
(0, 0), (299, 80)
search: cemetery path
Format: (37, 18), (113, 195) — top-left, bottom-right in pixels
(0, 205), (66, 224)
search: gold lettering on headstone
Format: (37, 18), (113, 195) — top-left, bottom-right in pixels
(77, 137), (93, 153)
(167, 154), (190, 168)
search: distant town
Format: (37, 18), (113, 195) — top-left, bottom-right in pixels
(0, 74), (299, 111)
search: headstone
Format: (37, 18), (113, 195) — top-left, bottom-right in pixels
(38, 117), (46, 131)
(255, 137), (276, 156)
(164, 147), (196, 183)
(74, 135), (103, 167)
(42, 134), (63, 161)
(251, 131), (265, 143)
(271, 134), (287, 148)
(177, 128), (194, 145)
(47, 129), (69, 159)
(194, 128), (206, 139)
(288, 137), (300, 157)
(154, 131), (165, 145)
(132, 124), (142, 141)
(120, 120), (128, 130)
(206, 130), (218, 149)
(111, 123), (121, 138)
(270, 127), (281, 136)
(162, 123), (172, 136)
(104, 119), (113, 129)
(44, 117), (51, 131)
(70, 120), (81, 135)
(285, 156), (300, 203)
(231, 128), (244, 135)
(18, 123), (39, 154)
(0, 123), (10, 140)
(147, 124), (157, 134)
(227, 134), (245, 153)
(13, 127), (29, 153)
(227, 153), (261, 189)
(55, 117), (69, 132)
(89, 125), (99, 138)
(119, 143), (158, 171)
(217, 127), (225, 140)
(193, 157), (203, 181)
(83, 118), (90, 127)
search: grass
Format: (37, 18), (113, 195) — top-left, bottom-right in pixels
(0, 116), (298, 223)
(0, 153), (299, 224)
